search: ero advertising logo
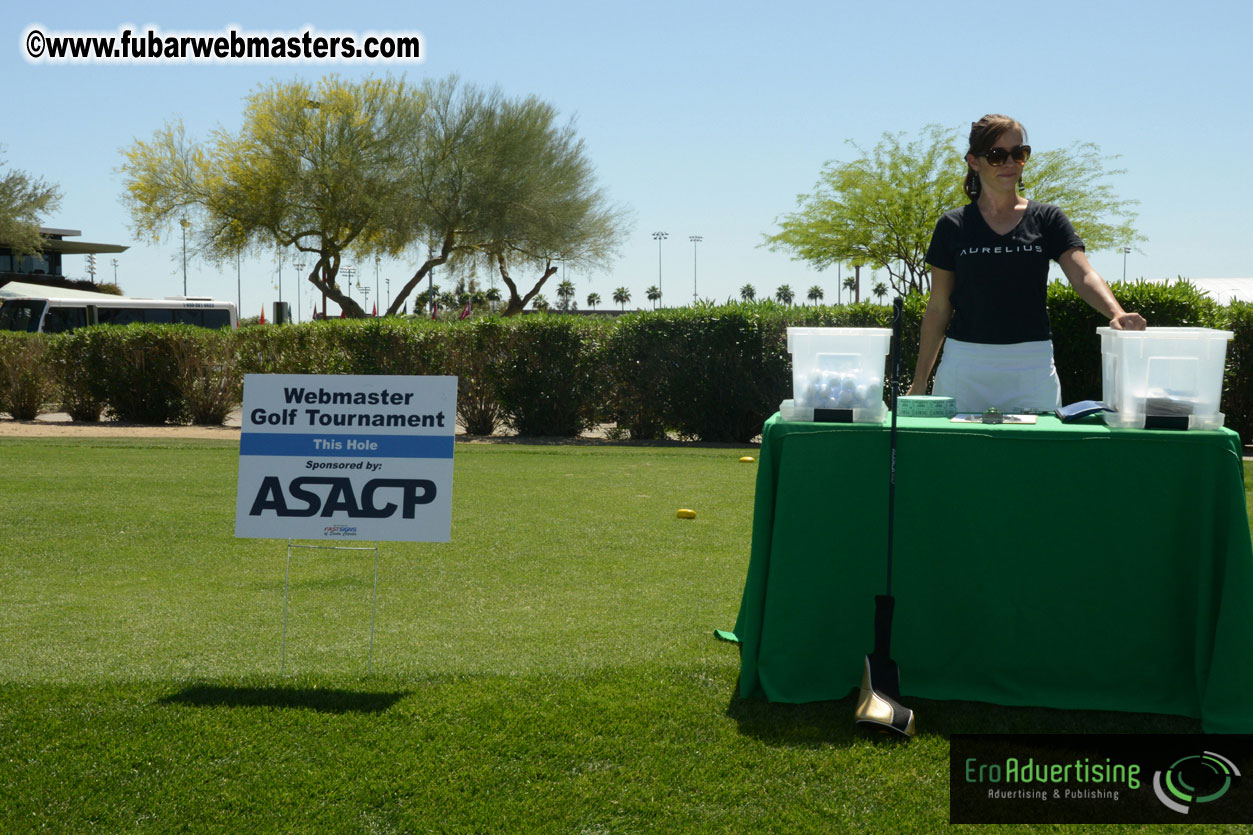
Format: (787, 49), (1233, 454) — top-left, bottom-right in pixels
(950, 734), (1253, 824)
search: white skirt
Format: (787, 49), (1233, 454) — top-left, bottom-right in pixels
(932, 338), (1062, 413)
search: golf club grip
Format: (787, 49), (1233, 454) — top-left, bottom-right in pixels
(886, 297), (902, 596)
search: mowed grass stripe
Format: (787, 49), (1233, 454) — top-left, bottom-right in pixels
(0, 440), (756, 681)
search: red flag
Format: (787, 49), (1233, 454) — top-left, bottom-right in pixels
(259, 306), (267, 325)
(372, 303), (378, 317)
(459, 299), (472, 320)
(431, 299), (439, 320)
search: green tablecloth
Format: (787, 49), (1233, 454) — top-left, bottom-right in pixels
(731, 413), (1253, 732)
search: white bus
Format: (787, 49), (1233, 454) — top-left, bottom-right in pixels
(0, 294), (238, 334)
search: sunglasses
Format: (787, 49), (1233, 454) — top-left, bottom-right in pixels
(977, 145), (1031, 166)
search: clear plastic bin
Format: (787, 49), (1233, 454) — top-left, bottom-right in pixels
(1097, 327), (1233, 430)
(785, 327), (891, 423)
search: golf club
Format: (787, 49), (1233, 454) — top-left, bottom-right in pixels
(854, 296), (916, 737)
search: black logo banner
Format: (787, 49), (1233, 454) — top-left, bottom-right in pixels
(950, 734), (1253, 824)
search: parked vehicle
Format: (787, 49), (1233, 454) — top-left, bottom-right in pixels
(0, 295), (238, 333)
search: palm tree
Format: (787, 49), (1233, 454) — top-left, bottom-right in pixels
(740, 283), (756, 302)
(613, 286), (631, 311)
(775, 284), (794, 306)
(531, 294), (549, 312)
(556, 279), (576, 311)
(646, 285), (661, 310)
(843, 276), (857, 304)
(485, 286), (502, 312)
(586, 291), (601, 310)
(807, 285), (824, 305)
(873, 281), (889, 304)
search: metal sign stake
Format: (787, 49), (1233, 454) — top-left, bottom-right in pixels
(279, 540), (381, 676)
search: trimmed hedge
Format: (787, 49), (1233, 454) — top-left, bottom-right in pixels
(47, 329), (109, 421)
(0, 333), (57, 420)
(448, 318), (505, 436)
(2, 285), (1250, 444)
(90, 326), (191, 424)
(491, 315), (608, 437)
(1223, 301), (1253, 446)
(604, 305), (790, 443)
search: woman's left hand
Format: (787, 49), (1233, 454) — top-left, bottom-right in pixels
(1110, 312), (1147, 330)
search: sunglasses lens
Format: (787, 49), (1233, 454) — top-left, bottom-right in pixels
(983, 146), (1030, 165)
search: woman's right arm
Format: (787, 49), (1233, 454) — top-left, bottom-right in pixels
(905, 268), (955, 395)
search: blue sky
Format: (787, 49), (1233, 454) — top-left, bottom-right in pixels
(5, 0), (1250, 319)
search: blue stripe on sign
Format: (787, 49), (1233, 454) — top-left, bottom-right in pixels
(240, 433), (454, 459)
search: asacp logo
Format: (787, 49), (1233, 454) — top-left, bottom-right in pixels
(323, 525), (358, 537)
(1153, 752), (1241, 814)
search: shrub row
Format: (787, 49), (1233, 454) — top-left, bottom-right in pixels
(1, 283), (1250, 444)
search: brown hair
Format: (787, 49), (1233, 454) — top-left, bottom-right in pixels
(964, 114), (1028, 201)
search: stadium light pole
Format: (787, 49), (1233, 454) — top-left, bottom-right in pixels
(652, 231), (668, 308)
(689, 235), (702, 304)
(1122, 247), (1131, 282)
(342, 265), (356, 313)
(179, 217), (189, 295)
(294, 260), (306, 323)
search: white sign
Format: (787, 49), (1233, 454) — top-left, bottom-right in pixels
(234, 374), (457, 542)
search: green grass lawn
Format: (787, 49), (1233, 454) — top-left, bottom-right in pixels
(1, 439), (1250, 833)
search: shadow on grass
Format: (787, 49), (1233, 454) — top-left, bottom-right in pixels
(161, 684), (410, 714)
(726, 690), (1205, 747)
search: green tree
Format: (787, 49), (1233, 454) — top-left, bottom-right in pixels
(555, 278), (576, 311)
(763, 124), (1140, 296)
(646, 285), (661, 309)
(485, 286), (502, 312)
(740, 283), (756, 302)
(775, 284), (794, 306)
(872, 280), (889, 303)
(121, 76), (423, 318)
(364, 77), (629, 318)
(613, 286), (631, 310)
(462, 93), (629, 316)
(1024, 142), (1142, 253)
(843, 275), (858, 303)
(0, 149), (62, 257)
(531, 293), (549, 312)
(121, 75), (629, 319)
(806, 285), (824, 305)
(586, 291), (601, 310)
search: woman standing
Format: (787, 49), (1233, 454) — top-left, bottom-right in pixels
(906, 114), (1145, 411)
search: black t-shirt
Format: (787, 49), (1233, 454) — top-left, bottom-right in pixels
(924, 200), (1084, 344)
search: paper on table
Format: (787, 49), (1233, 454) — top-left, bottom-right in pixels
(949, 413), (1038, 424)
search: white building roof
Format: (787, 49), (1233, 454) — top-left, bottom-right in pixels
(0, 281), (128, 301)
(1135, 278), (1253, 306)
